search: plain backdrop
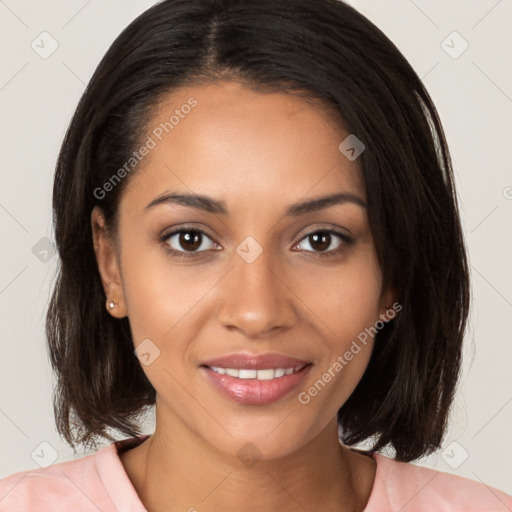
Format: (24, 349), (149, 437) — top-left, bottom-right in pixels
(0, 0), (511, 496)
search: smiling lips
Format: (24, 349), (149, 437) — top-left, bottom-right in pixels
(200, 353), (312, 405)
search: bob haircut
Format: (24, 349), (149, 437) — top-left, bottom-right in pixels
(47, 0), (470, 462)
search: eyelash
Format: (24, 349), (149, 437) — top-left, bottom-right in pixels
(159, 225), (354, 260)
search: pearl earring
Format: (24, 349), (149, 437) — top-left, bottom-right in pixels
(107, 299), (118, 310)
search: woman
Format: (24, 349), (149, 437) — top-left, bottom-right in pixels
(1, 0), (510, 510)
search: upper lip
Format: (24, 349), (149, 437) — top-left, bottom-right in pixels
(201, 353), (311, 370)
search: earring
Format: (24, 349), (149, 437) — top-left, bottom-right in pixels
(107, 299), (118, 310)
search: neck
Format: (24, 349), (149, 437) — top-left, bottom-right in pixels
(120, 413), (375, 512)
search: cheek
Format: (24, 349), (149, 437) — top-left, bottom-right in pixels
(306, 247), (382, 398)
(314, 246), (383, 340)
(117, 232), (178, 337)
(118, 235), (220, 348)
(304, 302), (378, 416)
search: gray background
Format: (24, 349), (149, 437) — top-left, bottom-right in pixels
(1, 0), (511, 496)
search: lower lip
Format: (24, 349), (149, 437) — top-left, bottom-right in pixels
(201, 364), (312, 405)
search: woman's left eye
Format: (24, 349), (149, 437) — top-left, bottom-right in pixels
(160, 227), (354, 259)
(293, 229), (354, 257)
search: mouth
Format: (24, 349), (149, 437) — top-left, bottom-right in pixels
(199, 353), (313, 405)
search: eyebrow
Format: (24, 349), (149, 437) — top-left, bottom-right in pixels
(144, 191), (366, 216)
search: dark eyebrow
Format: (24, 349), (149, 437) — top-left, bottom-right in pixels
(144, 191), (366, 215)
(145, 192), (228, 214)
(285, 192), (366, 215)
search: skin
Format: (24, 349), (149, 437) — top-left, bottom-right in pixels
(92, 80), (397, 512)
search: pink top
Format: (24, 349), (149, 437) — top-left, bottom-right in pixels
(1, 435), (511, 511)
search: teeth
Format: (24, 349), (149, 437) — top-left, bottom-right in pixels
(239, 369), (257, 379)
(209, 366), (303, 380)
(256, 369), (275, 380)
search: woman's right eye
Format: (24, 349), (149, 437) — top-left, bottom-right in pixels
(160, 228), (219, 258)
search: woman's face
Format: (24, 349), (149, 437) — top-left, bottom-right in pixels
(93, 80), (394, 460)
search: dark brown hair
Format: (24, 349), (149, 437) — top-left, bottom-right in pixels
(47, 0), (470, 461)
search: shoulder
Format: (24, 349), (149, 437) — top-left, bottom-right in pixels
(0, 446), (117, 511)
(368, 452), (512, 511)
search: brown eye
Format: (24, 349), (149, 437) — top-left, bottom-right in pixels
(176, 231), (202, 251)
(162, 228), (217, 255)
(295, 229), (354, 256)
(307, 232), (332, 252)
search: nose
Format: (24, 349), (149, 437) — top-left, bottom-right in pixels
(216, 245), (298, 339)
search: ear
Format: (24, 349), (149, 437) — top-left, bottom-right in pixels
(378, 285), (401, 323)
(91, 206), (128, 318)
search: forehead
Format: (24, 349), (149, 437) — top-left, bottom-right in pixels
(120, 80), (365, 215)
